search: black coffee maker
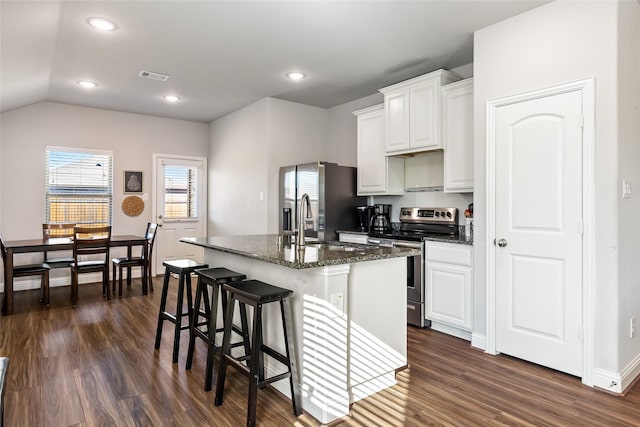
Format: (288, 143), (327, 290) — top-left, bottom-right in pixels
(356, 206), (375, 232)
(371, 204), (391, 232)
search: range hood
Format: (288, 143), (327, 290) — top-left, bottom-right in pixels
(404, 151), (444, 191)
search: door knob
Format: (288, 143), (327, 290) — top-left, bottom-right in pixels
(497, 238), (508, 247)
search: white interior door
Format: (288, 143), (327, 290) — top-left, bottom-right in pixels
(154, 155), (206, 272)
(495, 90), (583, 377)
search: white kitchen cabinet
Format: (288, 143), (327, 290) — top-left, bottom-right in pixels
(338, 232), (369, 245)
(353, 104), (404, 195)
(442, 78), (474, 192)
(425, 242), (473, 332)
(379, 69), (460, 155)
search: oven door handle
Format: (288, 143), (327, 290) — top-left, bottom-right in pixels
(393, 241), (422, 249)
(367, 238), (395, 247)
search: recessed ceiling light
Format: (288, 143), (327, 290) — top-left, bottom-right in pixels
(77, 81), (98, 88)
(87, 17), (117, 31)
(164, 95), (180, 103)
(287, 72), (306, 81)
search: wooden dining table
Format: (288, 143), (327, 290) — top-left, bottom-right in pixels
(2, 235), (148, 315)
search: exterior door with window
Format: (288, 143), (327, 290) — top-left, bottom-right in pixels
(154, 155), (206, 271)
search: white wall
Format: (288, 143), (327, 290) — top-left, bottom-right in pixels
(616, 0), (640, 371)
(0, 101), (209, 288)
(474, 1), (621, 374)
(208, 97), (328, 236)
(208, 99), (270, 236)
(266, 98), (328, 232)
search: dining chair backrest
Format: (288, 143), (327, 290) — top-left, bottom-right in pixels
(145, 222), (159, 260)
(0, 235), (8, 264)
(43, 223), (76, 263)
(43, 223), (76, 239)
(73, 226), (112, 262)
(146, 223), (158, 278)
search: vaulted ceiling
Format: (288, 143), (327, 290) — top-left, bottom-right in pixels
(1, 1), (547, 123)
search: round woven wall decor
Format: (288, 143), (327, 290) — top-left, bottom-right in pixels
(122, 195), (144, 217)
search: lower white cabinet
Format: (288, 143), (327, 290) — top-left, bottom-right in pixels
(338, 232), (369, 245)
(425, 241), (473, 331)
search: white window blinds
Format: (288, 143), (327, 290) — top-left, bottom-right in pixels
(45, 147), (113, 225)
(163, 165), (198, 219)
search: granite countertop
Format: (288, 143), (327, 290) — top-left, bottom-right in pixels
(421, 234), (473, 246)
(180, 234), (421, 269)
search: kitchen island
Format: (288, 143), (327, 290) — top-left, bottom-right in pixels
(181, 235), (419, 424)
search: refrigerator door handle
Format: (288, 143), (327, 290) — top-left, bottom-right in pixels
(282, 208), (292, 231)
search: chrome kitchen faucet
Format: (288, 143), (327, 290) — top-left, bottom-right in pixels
(296, 193), (312, 248)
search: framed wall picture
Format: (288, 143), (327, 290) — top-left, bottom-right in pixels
(124, 170), (143, 193)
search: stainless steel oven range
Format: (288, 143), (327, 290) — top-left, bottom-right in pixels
(367, 207), (458, 327)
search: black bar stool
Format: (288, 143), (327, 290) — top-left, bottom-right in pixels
(0, 357), (8, 427)
(186, 267), (249, 391)
(215, 279), (302, 426)
(154, 259), (208, 363)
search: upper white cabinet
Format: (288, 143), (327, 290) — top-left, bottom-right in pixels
(442, 78), (474, 192)
(353, 104), (404, 195)
(379, 69), (460, 155)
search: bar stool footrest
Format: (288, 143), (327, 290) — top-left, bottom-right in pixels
(258, 372), (292, 388)
(260, 345), (288, 366)
(161, 311), (190, 322)
(223, 355), (251, 374)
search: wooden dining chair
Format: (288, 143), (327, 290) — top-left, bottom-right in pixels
(42, 223), (76, 269)
(112, 222), (158, 296)
(70, 225), (112, 306)
(0, 235), (51, 306)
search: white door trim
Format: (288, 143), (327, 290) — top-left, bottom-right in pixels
(151, 153), (208, 274)
(485, 77), (595, 386)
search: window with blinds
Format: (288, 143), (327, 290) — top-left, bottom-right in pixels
(163, 165), (197, 219)
(45, 147), (113, 226)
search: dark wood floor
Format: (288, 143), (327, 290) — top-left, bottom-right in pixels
(1, 277), (639, 426)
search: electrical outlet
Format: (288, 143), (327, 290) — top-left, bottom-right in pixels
(330, 292), (344, 313)
(631, 317), (636, 338)
(622, 179), (632, 199)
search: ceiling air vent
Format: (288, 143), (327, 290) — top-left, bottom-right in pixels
(138, 70), (170, 82)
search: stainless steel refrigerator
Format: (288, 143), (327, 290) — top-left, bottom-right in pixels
(279, 162), (366, 241)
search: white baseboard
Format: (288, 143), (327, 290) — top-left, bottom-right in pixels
(471, 332), (487, 351)
(430, 321), (471, 341)
(592, 368), (623, 394)
(620, 352), (640, 392)
(592, 352), (640, 394)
